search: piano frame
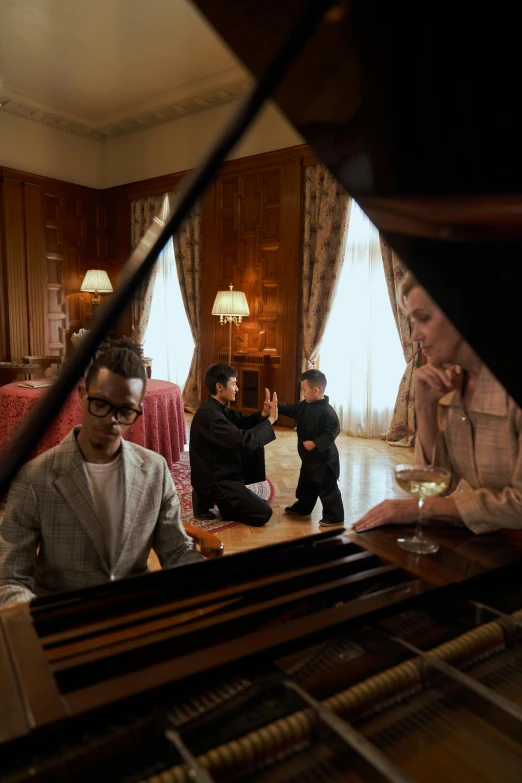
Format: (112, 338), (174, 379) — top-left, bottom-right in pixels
(2, 528), (521, 754)
(2, 1), (522, 780)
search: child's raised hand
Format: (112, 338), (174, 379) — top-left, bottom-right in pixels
(302, 440), (316, 451)
(262, 387), (271, 417)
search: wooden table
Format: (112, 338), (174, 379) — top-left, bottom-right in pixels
(0, 379), (186, 470)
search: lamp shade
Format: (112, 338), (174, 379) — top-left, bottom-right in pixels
(211, 286), (250, 317)
(80, 269), (113, 293)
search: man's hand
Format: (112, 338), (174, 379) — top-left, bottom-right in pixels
(302, 440), (316, 451)
(415, 359), (462, 406)
(262, 388), (271, 418)
(268, 392), (278, 424)
(352, 499), (417, 532)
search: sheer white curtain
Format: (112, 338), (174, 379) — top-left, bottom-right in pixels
(143, 237), (194, 388)
(319, 201), (405, 438)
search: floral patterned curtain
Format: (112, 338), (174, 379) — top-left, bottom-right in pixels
(302, 165), (351, 371)
(380, 237), (420, 446)
(173, 205), (202, 412)
(130, 195), (165, 343)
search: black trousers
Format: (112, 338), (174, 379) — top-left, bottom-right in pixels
(215, 480), (272, 527)
(191, 490), (216, 517)
(192, 482), (271, 527)
(192, 447), (271, 528)
(295, 465), (344, 522)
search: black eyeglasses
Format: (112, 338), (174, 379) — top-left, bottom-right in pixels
(87, 397), (143, 425)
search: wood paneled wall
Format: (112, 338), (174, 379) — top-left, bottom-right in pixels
(104, 145), (317, 414)
(0, 182), (8, 360)
(2, 178), (30, 359)
(201, 152), (305, 416)
(0, 168), (126, 361)
(0, 145), (317, 413)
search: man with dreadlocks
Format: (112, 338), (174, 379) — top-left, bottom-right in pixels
(0, 340), (202, 607)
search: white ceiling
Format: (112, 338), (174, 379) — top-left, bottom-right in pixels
(0, 0), (252, 138)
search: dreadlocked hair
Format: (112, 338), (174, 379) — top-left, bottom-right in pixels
(86, 338), (147, 393)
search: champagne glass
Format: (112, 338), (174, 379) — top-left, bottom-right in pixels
(394, 464), (451, 555)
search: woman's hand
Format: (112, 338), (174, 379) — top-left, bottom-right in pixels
(352, 499), (418, 532)
(302, 440), (316, 451)
(415, 359), (462, 406)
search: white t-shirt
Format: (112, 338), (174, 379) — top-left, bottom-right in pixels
(84, 454), (124, 566)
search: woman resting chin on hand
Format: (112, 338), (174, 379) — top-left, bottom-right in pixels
(353, 273), (522, 535)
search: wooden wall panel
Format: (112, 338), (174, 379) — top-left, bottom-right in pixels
(101, 144), (314, 357)
(103, 192), (132, 337)
(201, 182), (219, 386)
(58, 192), (111, 337)
(0, 180), (8, 360)
(24, 184), (47, 355)
(0, 144), (312, 388)
(2, 179), (29, 361)
(200, 151), (305, 419)
(43, 191), (66, 355)
(0, 168), (116, 360)
(278, 159), (303, 407)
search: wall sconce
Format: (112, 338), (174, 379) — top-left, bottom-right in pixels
(211, 285), (250, 364)
(81, 269), (113, 318)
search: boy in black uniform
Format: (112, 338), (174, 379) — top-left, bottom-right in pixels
(278, 369), (344, 526)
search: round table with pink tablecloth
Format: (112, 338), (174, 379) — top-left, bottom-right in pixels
(0, 379), (186, 469)
(125, 380), (187, 469)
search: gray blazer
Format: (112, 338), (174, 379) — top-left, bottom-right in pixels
(0, 427), (202, 607)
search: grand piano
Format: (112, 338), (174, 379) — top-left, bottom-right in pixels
(2, 2), (522, 781)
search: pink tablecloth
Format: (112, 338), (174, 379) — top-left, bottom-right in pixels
(124, 380), (187, 469)
(0, 379), (186, 470)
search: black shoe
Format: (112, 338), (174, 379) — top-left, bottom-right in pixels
(285, 505), (311, 516)
(194, 511), (217, 521)
(319, 519), (344, 527)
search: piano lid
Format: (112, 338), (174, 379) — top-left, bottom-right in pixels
(192, 0), (522, 405)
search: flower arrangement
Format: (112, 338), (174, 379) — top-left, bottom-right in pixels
(71, 329), (91, 349)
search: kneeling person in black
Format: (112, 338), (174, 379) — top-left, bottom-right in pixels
(190, 364), (278, 527)
(278, 369), (344, 526)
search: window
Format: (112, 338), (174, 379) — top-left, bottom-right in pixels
(319, 201), (405, 438)
(143, 237), (193, 389)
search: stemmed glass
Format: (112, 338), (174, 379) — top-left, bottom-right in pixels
(394, 464), (451, 555)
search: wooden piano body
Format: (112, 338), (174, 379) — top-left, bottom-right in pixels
(3, 0), (522, 781)
(2, 527), (522, 783)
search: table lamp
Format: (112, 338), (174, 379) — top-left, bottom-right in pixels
(211, 285), (250, 363)
(81, 270), (113, 318)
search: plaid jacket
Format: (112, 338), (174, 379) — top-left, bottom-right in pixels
(415, 365), (522, 533)
(0, 427), (202, 607)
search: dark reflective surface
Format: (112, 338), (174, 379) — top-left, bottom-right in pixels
(352, 526), (522, 585)
(193, 0), (522, 406)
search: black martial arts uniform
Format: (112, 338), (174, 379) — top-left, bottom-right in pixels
(278, 396), (344, 523)
(189, 396), (276, 527)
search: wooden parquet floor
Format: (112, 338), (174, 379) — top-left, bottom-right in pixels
(184, 414), (414, 557)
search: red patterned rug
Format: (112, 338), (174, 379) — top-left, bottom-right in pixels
(172, 452), (275, 533)
(0, 453), (275, 535)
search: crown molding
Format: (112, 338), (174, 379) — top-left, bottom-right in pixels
(0, 76), (252, 143)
